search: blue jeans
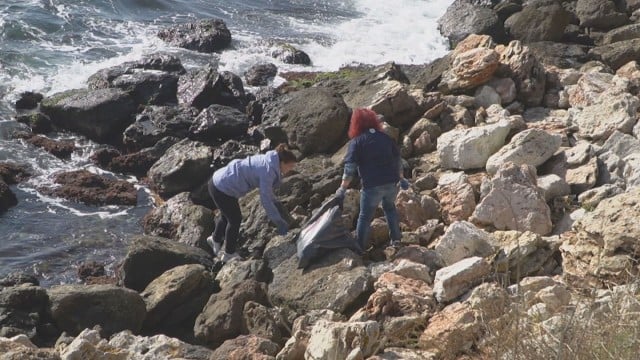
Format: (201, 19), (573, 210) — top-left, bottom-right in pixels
(356, 183), (401, 250)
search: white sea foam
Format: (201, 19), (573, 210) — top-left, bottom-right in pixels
(300, 0), (452, 70)
(218, 0), (452, 75)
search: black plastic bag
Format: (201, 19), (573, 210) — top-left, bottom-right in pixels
(296, 195), (361, 268)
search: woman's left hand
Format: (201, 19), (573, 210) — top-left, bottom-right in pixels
(399, 178), (409, 190)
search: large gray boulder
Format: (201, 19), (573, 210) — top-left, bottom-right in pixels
(589, 38), (640, 70)
(148, 139), (213, 198)
(573, 92), (639, 141)
(433, 257), (491, 303)
(40, 88), (136, 144)
(437, 120), (511, 170)
(486, 129), (563, 175)
(123, 105), (199, 150)
(118, 235), (213, 292)
(597, 131), (640, 188)
(434, 221), (495, 266)
(142, 192), (214, 250)
(193, 280), (269, 348)
(87, 53), (185, 89)
(602, 24), (640, 45)
(157, 19), (231, 53)
(576, 0), (628, 30)
(244, 63), (278, 86)
(48, 284), (146, 337)
(271, 44), (311, 65)
(261, 87), (350, 155)
(0, 285), (49, 341)
(141, 264), (216, 340)
(177, 66), (246, 111)
(215, 260), (271, 290)
(190, 104), (250, 144)
(471, 163), (552, 235)
(108, 71), (178, 106)
(527, 42), (590, 69)
(341, 79), (422, 127)
(265, 236), (373, 314)
(438, 0), (505, 46)
(504, 3), (571, 43)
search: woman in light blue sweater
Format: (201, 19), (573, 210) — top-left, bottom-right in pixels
(208, 144), (297, 262)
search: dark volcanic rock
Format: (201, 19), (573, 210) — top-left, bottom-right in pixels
(0, 179), (18, 214)
(0, 272), (39, 287)
(40, 88), (136, 144)
(42, 169), (137, 206)
(246, 87), (281, 125)
(106, 137), (179, 177)
(15, 92), (43, 110)
(190, 104), (250, 144)
(527, 42), (590, 68)
(589, 38), (640, 70)
(245, 63), (278, 86)
(504, 3), (571, 43)
(147, 139), (214, 198)
(177, 66), (247, 111)
(438, 0), (506, 46)
(118, 235), (214, 292)
(210, 140), (260, 171)
(194, 280), (270, 348)
(87, 53), (185, 90)
(271, 44), (311, 65)
(123, 106), (199, 150)
(15, 112), (54, 134)
(261, 87), (350, 156)
(0, 162), (31, 184)
(0, 284), (50, 342)
(110, 71), (179, 106)
(157, 19), (232, 53)
(576, 0), (629, 30)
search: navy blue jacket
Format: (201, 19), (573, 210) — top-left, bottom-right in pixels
(343, 129), (401, 189)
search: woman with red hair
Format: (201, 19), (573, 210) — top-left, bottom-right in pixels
(335, 108), (409, 253)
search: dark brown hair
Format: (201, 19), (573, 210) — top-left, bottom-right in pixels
(275, 143), (297, 163)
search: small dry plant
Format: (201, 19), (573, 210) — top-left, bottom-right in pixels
(477, 281), (640, 360)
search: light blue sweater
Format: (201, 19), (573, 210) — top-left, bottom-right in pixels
(212, 150), (286, 227)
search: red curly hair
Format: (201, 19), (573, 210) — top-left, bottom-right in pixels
(348, 108), (382, 139)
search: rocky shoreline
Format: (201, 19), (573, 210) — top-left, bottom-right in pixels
(2, 1), (640, 358)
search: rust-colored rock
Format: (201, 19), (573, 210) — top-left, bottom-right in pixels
(439, 48), (500, 93)
(41, 169), (137, 206)
(23, 134), (75, 159)
(0, 162), (31, 184)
